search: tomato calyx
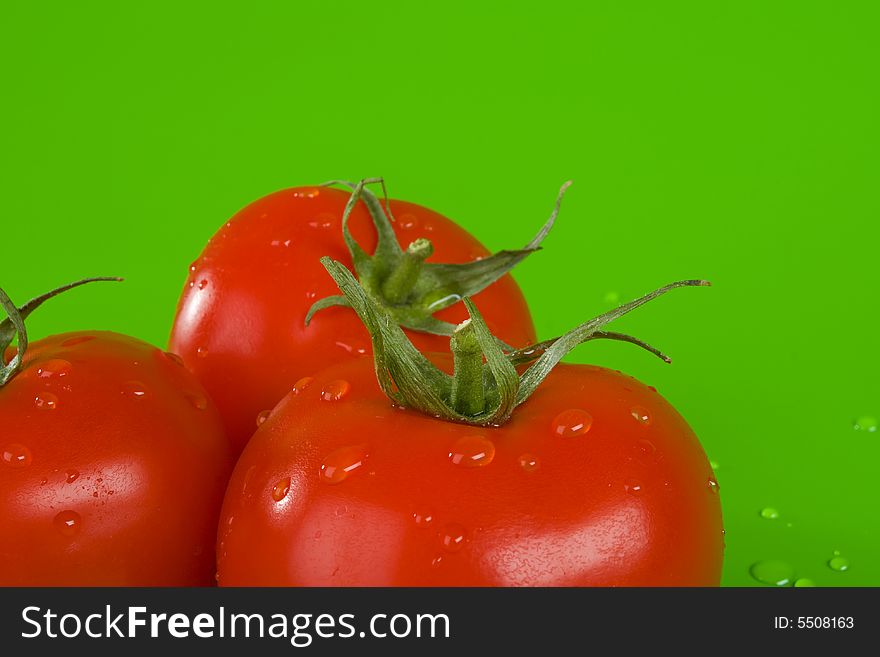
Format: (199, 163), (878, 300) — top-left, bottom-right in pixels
(0, 277), (122, 386)
(321, 256), (710, 426)
(305, 178), (570, 345)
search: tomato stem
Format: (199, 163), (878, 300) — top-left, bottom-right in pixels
(450, 319), (485, 415)
(382, 238), (434, 305)
(0, 277), (123, 387)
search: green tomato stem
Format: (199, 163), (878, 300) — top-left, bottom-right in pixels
(450, 319), (485, 416)
(381, 238), (434, 305)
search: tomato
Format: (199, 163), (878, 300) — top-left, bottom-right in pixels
(0, 298), (233, 585)
(169, 182), (555, 454)
(216, 355), (723, 586)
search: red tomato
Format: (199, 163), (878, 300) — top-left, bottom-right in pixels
(0, 331), (233, 586)
(169, 186), (537, 454)
(217, 355), (723, 586)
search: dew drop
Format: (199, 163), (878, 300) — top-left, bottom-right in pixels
(630, 406), (651, 424)
(335, 341), (368, 355)
(425, 292), (463, 312)
(34, 392), (59, 410)
(37, 359), (72, 379)
(398, 214), (418, 230)
(794, 578), (816, 587)
(624, 479), (643, 494)
(707, 477), (720, 493)
(186, 393), (208, 410)
(853, 415), (877, 432)
(440, 524), (467, 552)
(828, 555), (849, 572)
(321, 380), (350, 402)
(164, 352), (185, 367)
(2, 443), (32, 468)
(413, 508), (434, 527)
(518, 453), (540, 472)
(448, 435), (495, 468)
(293, 188), (320, 199)
(198, 279), (209, 290)
(196, 347), (209, 359)
(121, 381), (148, 398)
(552, 409), (593, 438)
(760, 507), (779, 520)
(308, 212), (336, 229)
(271, 477), (291, 502)
(749, 560), (794, 587)
(431, 555), (444, 568)
(66, 469), (79, 483)
(293, 376), (314, 394)
(320, 445), (368, 484)
(189, 262), (198, 273)
(53, 510), (82, 537)
(256, 409), (272, 427)
(61, 335), (95, 347)
(635, 439), (657, 458)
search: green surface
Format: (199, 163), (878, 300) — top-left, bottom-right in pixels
(1, 2), (877, 586)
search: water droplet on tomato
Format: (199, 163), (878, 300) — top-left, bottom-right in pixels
(828, 555), (849, 572)
(794, 578), (816, 587)
(186, 393), (208, 410)
(34, 392), (59, 410)
(440, 524), (467, 552)
(335, 341), (368, 355)
(398, 213), (418, 230)
(552, 409), (593, 437)
(624, 479), (643, 494)
(760, 507), (779, 520)
(853, 415), (877, 432)
(53, 510), (82, 537)
(2, 443), (32, 468)
(635, 439), (656, 458)
(413, 508), (434, 527)
(448, 435), (495, 468)
(424, 291), (462, 312)
(189, 261), (198, 273)
(121, 381), (148, 398)
(293, 376), (314, 394)
(66, 469), (79, 483)
(320, 445), (368, 484)
(164, 352), (185, 367)
(256, 409), (272, 427)
(518, 453), (540, 472)
(308, 212), (336, 229)
(630, 406), (651, 424)
(707, 477), (720, 493)
(293, 188), (320, 199)
(61, 335), (95, 347)
(321, 380), (350, 401)
(198, 279), (209, 290)
(431, 555), (444, 568)
(37, 359), (71, 378)
(272, 477), (291, 502)
(196, 347), (209, 358)
(750, 560), (794, 587)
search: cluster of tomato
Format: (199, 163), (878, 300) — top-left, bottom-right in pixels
(0, 180), (723, 586)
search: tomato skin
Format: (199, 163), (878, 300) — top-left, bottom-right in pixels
(169, 187), (536, 454)
(217, 356), (723, 586)
(0, 331), (234, 586)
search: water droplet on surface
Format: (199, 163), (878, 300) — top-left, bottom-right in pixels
(37, 359), (71, 378)
(66, 470), (79, 483)
(293, 376), (314, 394)
(853, 415), (877, 432)
(518, 453), (540, 472)
(121, 381), (148, 398)
(34, 392), (59, 410)
(828, 555), (849, 572)
(635, 439), (657, 458)
(630, 406), (651, 424)
(320, 445), (368, 485)
(431, 555), (444, 568)
(256, 409), (272, 427)
(198, 279), (209, 290)
(413, 508), (434, 527)
(794, 578), (815, 587)
(189, 262), (198, 273)
(760, 507), (779, 520)
(426, 293), (463, 312)
(707, 477), (720, 493)
(441, 524), (467, 552)
(308, 212), (335, 229)
(321, 380), (351, 402)
(186, 393), (207, 410)
(164, 352), (185, 367)
(293, 188), (320, 199)
(271, 477), (291, 502)
(2, 443), (32, 468)
(448, 435), (496, 468)
(335, 341), (368, 355)
(750, 560), (794, 587)
(61, 335), (95, 347)
(196, 347), (209, 358)
(398, 214), (418, 230)
(53, 510), (82, 537)
(552, 409), (593, 438)
(624, 479), (643, 494)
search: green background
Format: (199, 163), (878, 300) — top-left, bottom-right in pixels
(1, 2), (877, 586)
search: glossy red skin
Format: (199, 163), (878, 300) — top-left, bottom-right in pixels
(217, 355), (724, 586)
(0, 331), (234, 586)
(169, 186), (536, 454)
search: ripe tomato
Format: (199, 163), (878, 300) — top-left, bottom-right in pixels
(216, 355), (723, 586)
(170, 183), (548, 454)
(0, 325), (233, 586)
